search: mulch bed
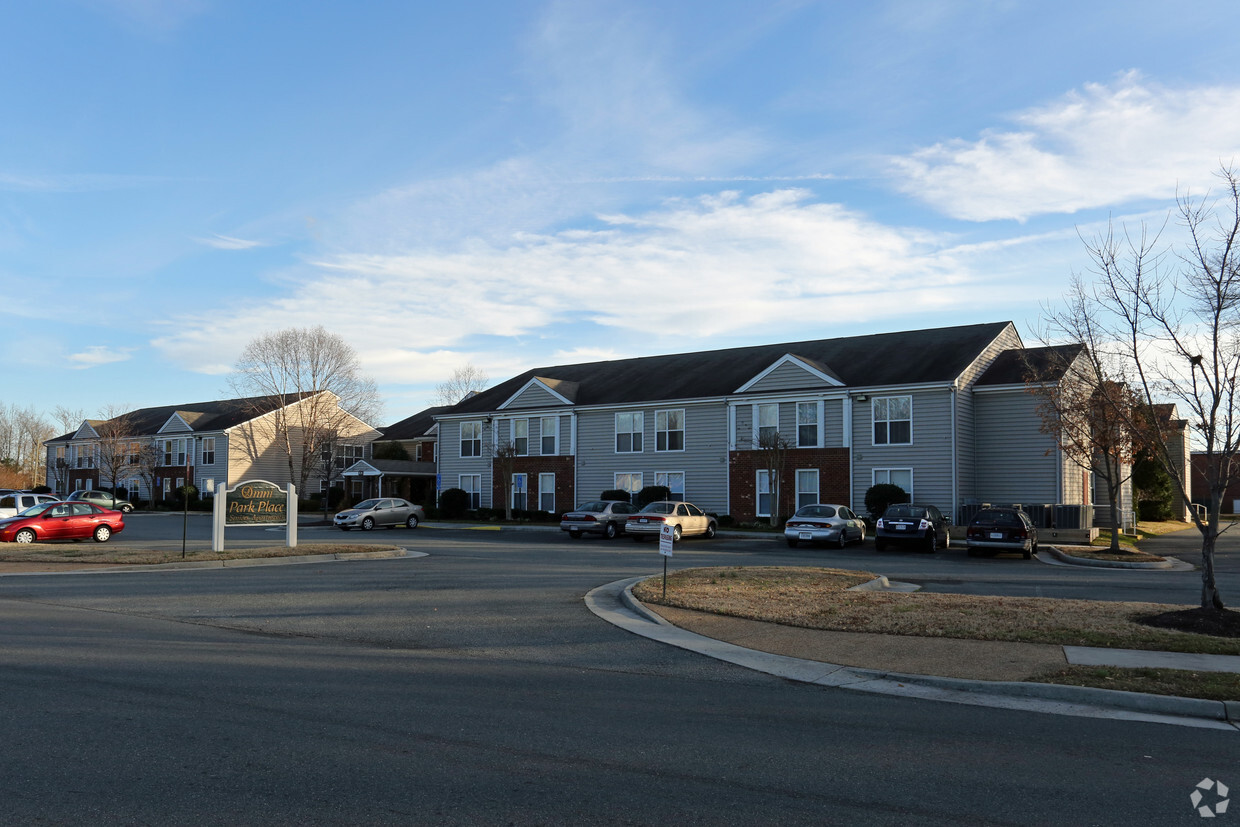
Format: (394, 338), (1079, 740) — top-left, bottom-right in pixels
(1136, 607), (1240, 638)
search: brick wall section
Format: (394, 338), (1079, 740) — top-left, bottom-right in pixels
(493, 455), (576, 513)
(729, 447), (850, 522)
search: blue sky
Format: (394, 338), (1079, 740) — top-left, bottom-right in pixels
(5, 0), (1240, 425)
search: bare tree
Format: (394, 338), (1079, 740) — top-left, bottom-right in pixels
(1064, 164), (1240, 610)
(491, 442), (520, 521)
(228, 326), (383, 495)
(52, 405), (85, 436)
(435, 363), (489, 407)
(135, 441), (163, 504)
(754, 429), (793, 526)
(94, 406), (139, 496)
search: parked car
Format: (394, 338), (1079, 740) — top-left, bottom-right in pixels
(0, 492), (61, 519)
(874, 503), (951, 552)
(0, 501), (125, 544)
(784, 503), (866, 548)
(966, 507), (1038, 559)
(626, 501), (718, 541)
(68, 489), (134, 514)
(561, 500), (638, 539)
(334, 498), (424, 531)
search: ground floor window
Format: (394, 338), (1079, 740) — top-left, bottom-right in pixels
(614, 472), (643, 497)
(512, 473), (527, 511)
(873, 468), (913, 499)
(538, 473), (555, 513)
(755, 470), (772, 517)
(796, 469), (819, 509)
(162, 478), (171, 496)
(655, 471), (685, 499)
(460, 474), (482, 509)
(200, 478), (215, 496)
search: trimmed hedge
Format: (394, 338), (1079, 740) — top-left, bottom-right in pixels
(865, 483), (909, 522)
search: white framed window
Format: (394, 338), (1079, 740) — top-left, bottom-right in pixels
(756, 403), (778, 445)
(201, 478), (215, 496)
(459, 474), (482, 509)
(615, 411), (644, 453)
(512, 419), (529, 456)
(796, 402), (819, 448)
(163, 439), (187, 466)
(795, 469), (819, 509)
(872, 468), (913, 499)
(201, 437), (216, 465)
(162, 478), (172, 495)
(538, 473), (555, 513)
(512, 473), (527, 511)
(655, 471), (685, 499)
(873, 396), (912, 445)
(655, 409), (685, 452)
(540, 417), (559, 456)
(614, 472), (643, 496)
(460, 421), (483, 458)
(755, 470), (772, 518)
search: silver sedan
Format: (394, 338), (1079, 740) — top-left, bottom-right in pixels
(784, 503), (866, 548)
(334, 498), (424, 531)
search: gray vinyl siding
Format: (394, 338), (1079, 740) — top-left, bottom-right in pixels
(506, 384), (564, 409)
(850, 389), (956, 514)
(973, 389), (1060, 505)
(574, 403), (730, 513)
(747, 362), (833, 394)
(733, 399), (844, 448)
(955, 323), (1022, 510)
(437, 418), (493, 505)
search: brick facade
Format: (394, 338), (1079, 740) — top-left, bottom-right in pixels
(729, 447), (849, 523)
(492, 455), (576, 514)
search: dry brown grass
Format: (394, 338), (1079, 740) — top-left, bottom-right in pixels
(1050, 544), (1165, 563)
(0, 543), (400, 567)
(632, 566), (1240, 655)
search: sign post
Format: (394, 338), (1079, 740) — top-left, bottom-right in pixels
(659, 522), (675, 600)
(212, 479), (298, 553)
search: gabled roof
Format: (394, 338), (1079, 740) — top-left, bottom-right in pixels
(379, 405), (450, 441)
(735, 353), (845, 393)
(44, 392), (321, 443)
(444, 322), (1017, 414)
(975, 344), (1087, 387)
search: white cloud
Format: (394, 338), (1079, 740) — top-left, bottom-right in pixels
(68, 346), (134, 369)
(152, 188), (1031, 382)
(196, 234), (265, 251)
(890, 73), (1240, 221)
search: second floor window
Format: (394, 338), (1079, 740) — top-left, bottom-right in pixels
(512, 419), (528, 456)
(540, 417), (558, 455)
(461, 421), (483, 457)
(756, 403), (778, 445)
(163, 439), (186, 466)
(797, 402), (818, 448)
(615, 412), (643, 453)
(873, 396), (912, 445)
(201, 437), (215, 465)
(655, 409), (684, 452)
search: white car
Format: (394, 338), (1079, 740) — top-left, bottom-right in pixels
(0, 492), (61, 519)
(626, 501), (718, 541)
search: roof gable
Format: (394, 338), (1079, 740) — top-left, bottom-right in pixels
(158, 413), (195, 434)
(498, 377), (578, 410)
(736, 353), (845, 393)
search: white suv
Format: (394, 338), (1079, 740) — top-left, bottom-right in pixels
(0, 492), (61, 518)
(68, 489), (135, 513)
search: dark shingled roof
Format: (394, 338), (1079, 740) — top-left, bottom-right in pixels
(380, 406), (449, 440)
(45, 393), (319, 442)
(975, 344), (1086, 387)
(446, 322), (1016, 414)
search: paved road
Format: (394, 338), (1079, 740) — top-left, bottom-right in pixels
(0, 525), (1236, 823)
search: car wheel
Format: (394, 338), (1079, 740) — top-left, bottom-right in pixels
(874, 538), (887, 552)
(786, 537), (798, 548)
(924, 531), (938, 553)
(836, 531), (847, 550)
(14, 528), (35, 544)
(93, 525), (112, 543)
(858, 527), (866, 544)
(604, 522), (618, 539)
(120, 504), (133, 514)
(704, 523), (716, 539)
(672, 525), (683, 541)
(361, 517), (375, 531)
(1024, 544), (1034, 560)
(569, 529), (582, 539)
(406, 515), (420, 529)
(942, 531), (950, 549)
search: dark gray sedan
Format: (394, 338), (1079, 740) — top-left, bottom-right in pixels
(965, 507), (1038, 559)
(335, 498), (424, 531)
(561, 500), (637, 539)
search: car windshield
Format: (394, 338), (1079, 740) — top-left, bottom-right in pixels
(883, 504), (924, 520)
(575, 501), (610, 512)
(795, 505), (836, 518)
(352, 499), (381, 510)
(640, 502), (676, 515)
(974, 510), (1023, 526)
(17, 503), (51, 517)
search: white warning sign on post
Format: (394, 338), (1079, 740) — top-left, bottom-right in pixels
(659, 522), (675, 557)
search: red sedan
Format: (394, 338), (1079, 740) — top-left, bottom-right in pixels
(0, 501), (125, 544)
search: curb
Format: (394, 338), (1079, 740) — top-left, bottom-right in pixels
(592, 576), (1239, 731)
(0, 548), (425, 577)
(1042, 545), (1175, 569)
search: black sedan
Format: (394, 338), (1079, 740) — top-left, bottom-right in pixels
(966, 507), (1038, 559)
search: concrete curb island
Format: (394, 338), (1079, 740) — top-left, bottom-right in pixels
(584, 576), (1240, 732)
(0, 548), (425, 577)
